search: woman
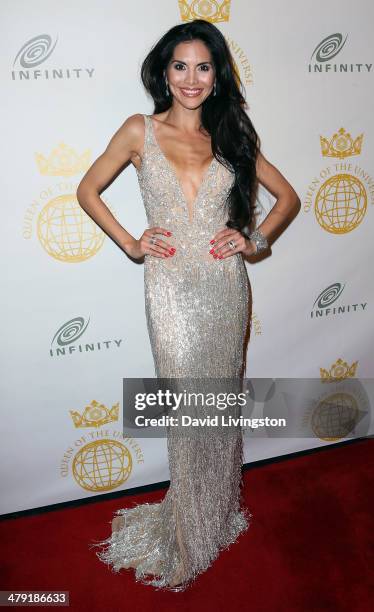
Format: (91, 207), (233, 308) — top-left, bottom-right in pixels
(78, 19), (300, 591)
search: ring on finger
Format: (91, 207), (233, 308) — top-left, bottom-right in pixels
(228, 239), (236, 250)
(149, 234), (157, 245)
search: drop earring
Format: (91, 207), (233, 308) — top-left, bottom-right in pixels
(165, 77), (170, 96)
(213, 81), (216, 96)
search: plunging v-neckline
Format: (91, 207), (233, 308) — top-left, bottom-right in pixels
(149, 115), (216, 223)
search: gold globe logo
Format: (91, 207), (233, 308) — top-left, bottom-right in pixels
(72, 439), (132, 492)
(314, 173), (367, 234)
(37, 194), (105, 262)
(311, 392), (360, 441)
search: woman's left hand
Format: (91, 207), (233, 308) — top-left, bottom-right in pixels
(208, 228), (254, 259)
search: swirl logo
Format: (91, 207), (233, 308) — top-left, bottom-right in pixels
(311, 33), (348, 62)
(313, 283), (345, 310)
(13, 34), (58, 68)
(51, 316), (90, 348)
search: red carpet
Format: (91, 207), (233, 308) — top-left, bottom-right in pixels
(1, 438), (372, 611)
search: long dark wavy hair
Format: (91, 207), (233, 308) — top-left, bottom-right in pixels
(140, 19), (260, 232)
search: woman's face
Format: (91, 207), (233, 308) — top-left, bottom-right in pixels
(165, 39), (215, 108)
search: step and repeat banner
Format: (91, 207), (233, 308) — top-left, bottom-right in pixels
(1, 0), (373, 515)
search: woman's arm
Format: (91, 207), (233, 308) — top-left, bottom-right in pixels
(243, 151), (301, 256)
(210, 150), (301, 260)
(76, 114), (144, 255)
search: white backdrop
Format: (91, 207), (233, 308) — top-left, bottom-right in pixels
(1, 0), (373, 515)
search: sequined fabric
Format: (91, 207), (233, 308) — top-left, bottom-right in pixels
(89, 114), (253, 591)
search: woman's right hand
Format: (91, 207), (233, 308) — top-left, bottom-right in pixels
(126, 227), (176, 259)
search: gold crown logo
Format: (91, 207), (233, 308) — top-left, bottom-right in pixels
(320, 358), (358, 382)
(35, 142), (91, 176)
(70, 400), (119, 428)
(178, 0), (231, 23)
(320, 127), (363, 159)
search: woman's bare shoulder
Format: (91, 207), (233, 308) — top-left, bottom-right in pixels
(116, 113), (145, 139)
(105, 113), (146, 160)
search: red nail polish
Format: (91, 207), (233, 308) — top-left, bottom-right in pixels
(209, 248), (215, 254)
(213, 254), (218, 258)
(166, 231), (172, 236)
(210, 239), (215, 244)
(218, 255), (223, 259)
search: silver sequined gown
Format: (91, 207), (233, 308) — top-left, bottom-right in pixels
(90, 114), (252, 591)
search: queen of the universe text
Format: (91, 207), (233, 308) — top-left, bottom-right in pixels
(134, 415), (286, 428)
